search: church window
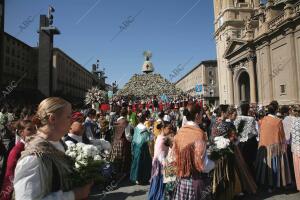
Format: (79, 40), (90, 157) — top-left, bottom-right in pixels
(280, 84), (286, 95)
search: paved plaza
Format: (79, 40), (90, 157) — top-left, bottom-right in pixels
(90, 180), (300, 200)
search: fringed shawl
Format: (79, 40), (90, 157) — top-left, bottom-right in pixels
(173, 125), (206, 177)
(259, 116), (286, 148)
(19, 136), (74, 194)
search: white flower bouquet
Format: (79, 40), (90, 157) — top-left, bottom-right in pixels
(89, 139), (112, 156)
(85, 87), (107, 105)
(208, 136), (234, 161)
(0, 113), (7, 130)
(214, 136), (230, 150)
(65, 142), (105, 186)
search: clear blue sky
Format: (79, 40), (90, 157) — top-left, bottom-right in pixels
(4, 0), (216, 87)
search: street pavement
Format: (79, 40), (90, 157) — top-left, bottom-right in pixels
(89, 179), (300, 200)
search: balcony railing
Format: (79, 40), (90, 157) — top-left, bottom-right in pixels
(268, 2), (300, 30)
(268, 13), (285, 29)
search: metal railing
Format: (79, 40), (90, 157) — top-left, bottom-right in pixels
(268, 13), (285, 29)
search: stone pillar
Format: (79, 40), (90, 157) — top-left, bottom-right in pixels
(248, 59), (257, 103)
(228, 67), (234, 105)
(265, 43), (273, 104)
(38, 15), (52, 97)
(228, 0), (234, 7)
(286, 28), (299, 103)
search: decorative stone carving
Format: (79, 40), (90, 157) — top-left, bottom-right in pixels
(245, 18), (252, 31)
(233, 61), (248, 75)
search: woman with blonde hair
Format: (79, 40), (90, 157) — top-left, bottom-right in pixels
(13, 97), (93, 200)
(291, 105), (300, 191)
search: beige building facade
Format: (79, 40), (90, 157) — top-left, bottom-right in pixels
(1, 33), (38, 90)
(176, 60), (219, 106)
(52, 48), (106, 99)
(214, 0), (300, 106)
(0, 33), (106, 102)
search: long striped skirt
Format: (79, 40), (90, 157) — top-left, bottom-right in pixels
(293, 153), (300, 191)
(148, 159), (164, 200)
(255, 144), (292, 187)
(109, 137), (131, 175)
(173, 174), (212, 200)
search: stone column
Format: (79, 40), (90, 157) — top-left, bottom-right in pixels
(228, 67), (234, 105)
(227, 0), (234, 7)
(38, 15), (51, 97)
(265, 43), (273, 105)
(286, 28), (299, 103)
(248, 59), (257, 103)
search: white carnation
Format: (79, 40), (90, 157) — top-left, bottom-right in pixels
(68, 152), (77, 159)
(77, 142), (85, 149)
(76, 154), (85, 162)
(214, 136), (230, 149)
(65, 141), (75, 148)
(75, 162), (81, 169)
(94, 155), (102, 161)
(77, 159), (88, 167)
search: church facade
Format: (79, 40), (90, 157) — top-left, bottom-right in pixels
(213, 0), (300, 106)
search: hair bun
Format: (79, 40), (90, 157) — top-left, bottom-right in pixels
(31, 115), (42, 128)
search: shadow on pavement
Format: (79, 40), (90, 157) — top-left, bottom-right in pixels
(241, 187), (299, 200)
(98, 190), (148, 200)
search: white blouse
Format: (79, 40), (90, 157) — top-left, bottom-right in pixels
(13, 141), (75, 200)
(291, 117), (300, 156)
(283, 116), (296, 144)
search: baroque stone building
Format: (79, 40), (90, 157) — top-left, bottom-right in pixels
(175, 60), (219, 106)
(213, 0), (300, 105)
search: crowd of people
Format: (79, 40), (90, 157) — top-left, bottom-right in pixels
(0, 97), (300, 200)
